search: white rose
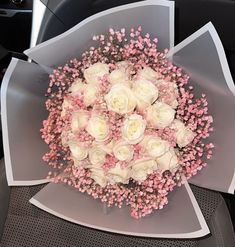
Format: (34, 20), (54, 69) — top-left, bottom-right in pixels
(88, 145), (107, 166)
(170, 119), (195, 148)
(132, 79), (159, 110)
(146, 101), (175, 128)
(122, 114), (146, 144)
(61, 99), (73, 117)
(68, 79), (84, 96)
(84, 62), (109, 84)
(90, 168), (107, 187)
(68, 80), (99, 107)
(68, 141), (88, 161)
(131, 159), (158, 182)
(83, 84), (99, 107)
(86, 115), (110, 142)
(109, 69), (129, 84)
(113, 140), (134, 161)
(71, 110), (90, 132)
(107, 164), (131, 184)
(156, 148), (179, 171)
(104, 84), (136, 114)
(140, 135), (170, 158)
(92, 140), (114, 155)
(138, 66), (158, 82)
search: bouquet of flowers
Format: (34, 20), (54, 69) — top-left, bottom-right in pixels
(41, 27), (213, 218)
(2, 0), (235, 238)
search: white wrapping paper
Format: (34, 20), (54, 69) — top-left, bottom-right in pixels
(1, 58), (52, 186)
(25, 0), (175, 67)
(168, 22), (235, 194)
(30, 181), (209, 238)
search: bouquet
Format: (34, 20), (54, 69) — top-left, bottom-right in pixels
(2, 0), (234, 238)
(41, 27), (213, 218)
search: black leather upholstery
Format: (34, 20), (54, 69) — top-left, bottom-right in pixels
(0, 160), (10, 241)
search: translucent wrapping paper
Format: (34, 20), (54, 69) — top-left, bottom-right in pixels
(1, 0), (234, 239)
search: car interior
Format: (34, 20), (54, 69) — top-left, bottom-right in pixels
(0, 0), (234, 246)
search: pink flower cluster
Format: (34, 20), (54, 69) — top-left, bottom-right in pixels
(41, 27), (214, 218)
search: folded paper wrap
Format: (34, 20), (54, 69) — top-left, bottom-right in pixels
(1, 58), (52, 186)
(167, 22), (235, 194)
(30, 181), (209, 238)
(25, 0), (174, 67)
(1, 0), (234, 238)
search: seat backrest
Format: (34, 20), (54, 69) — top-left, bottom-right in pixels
(0, 159), (10, 240)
